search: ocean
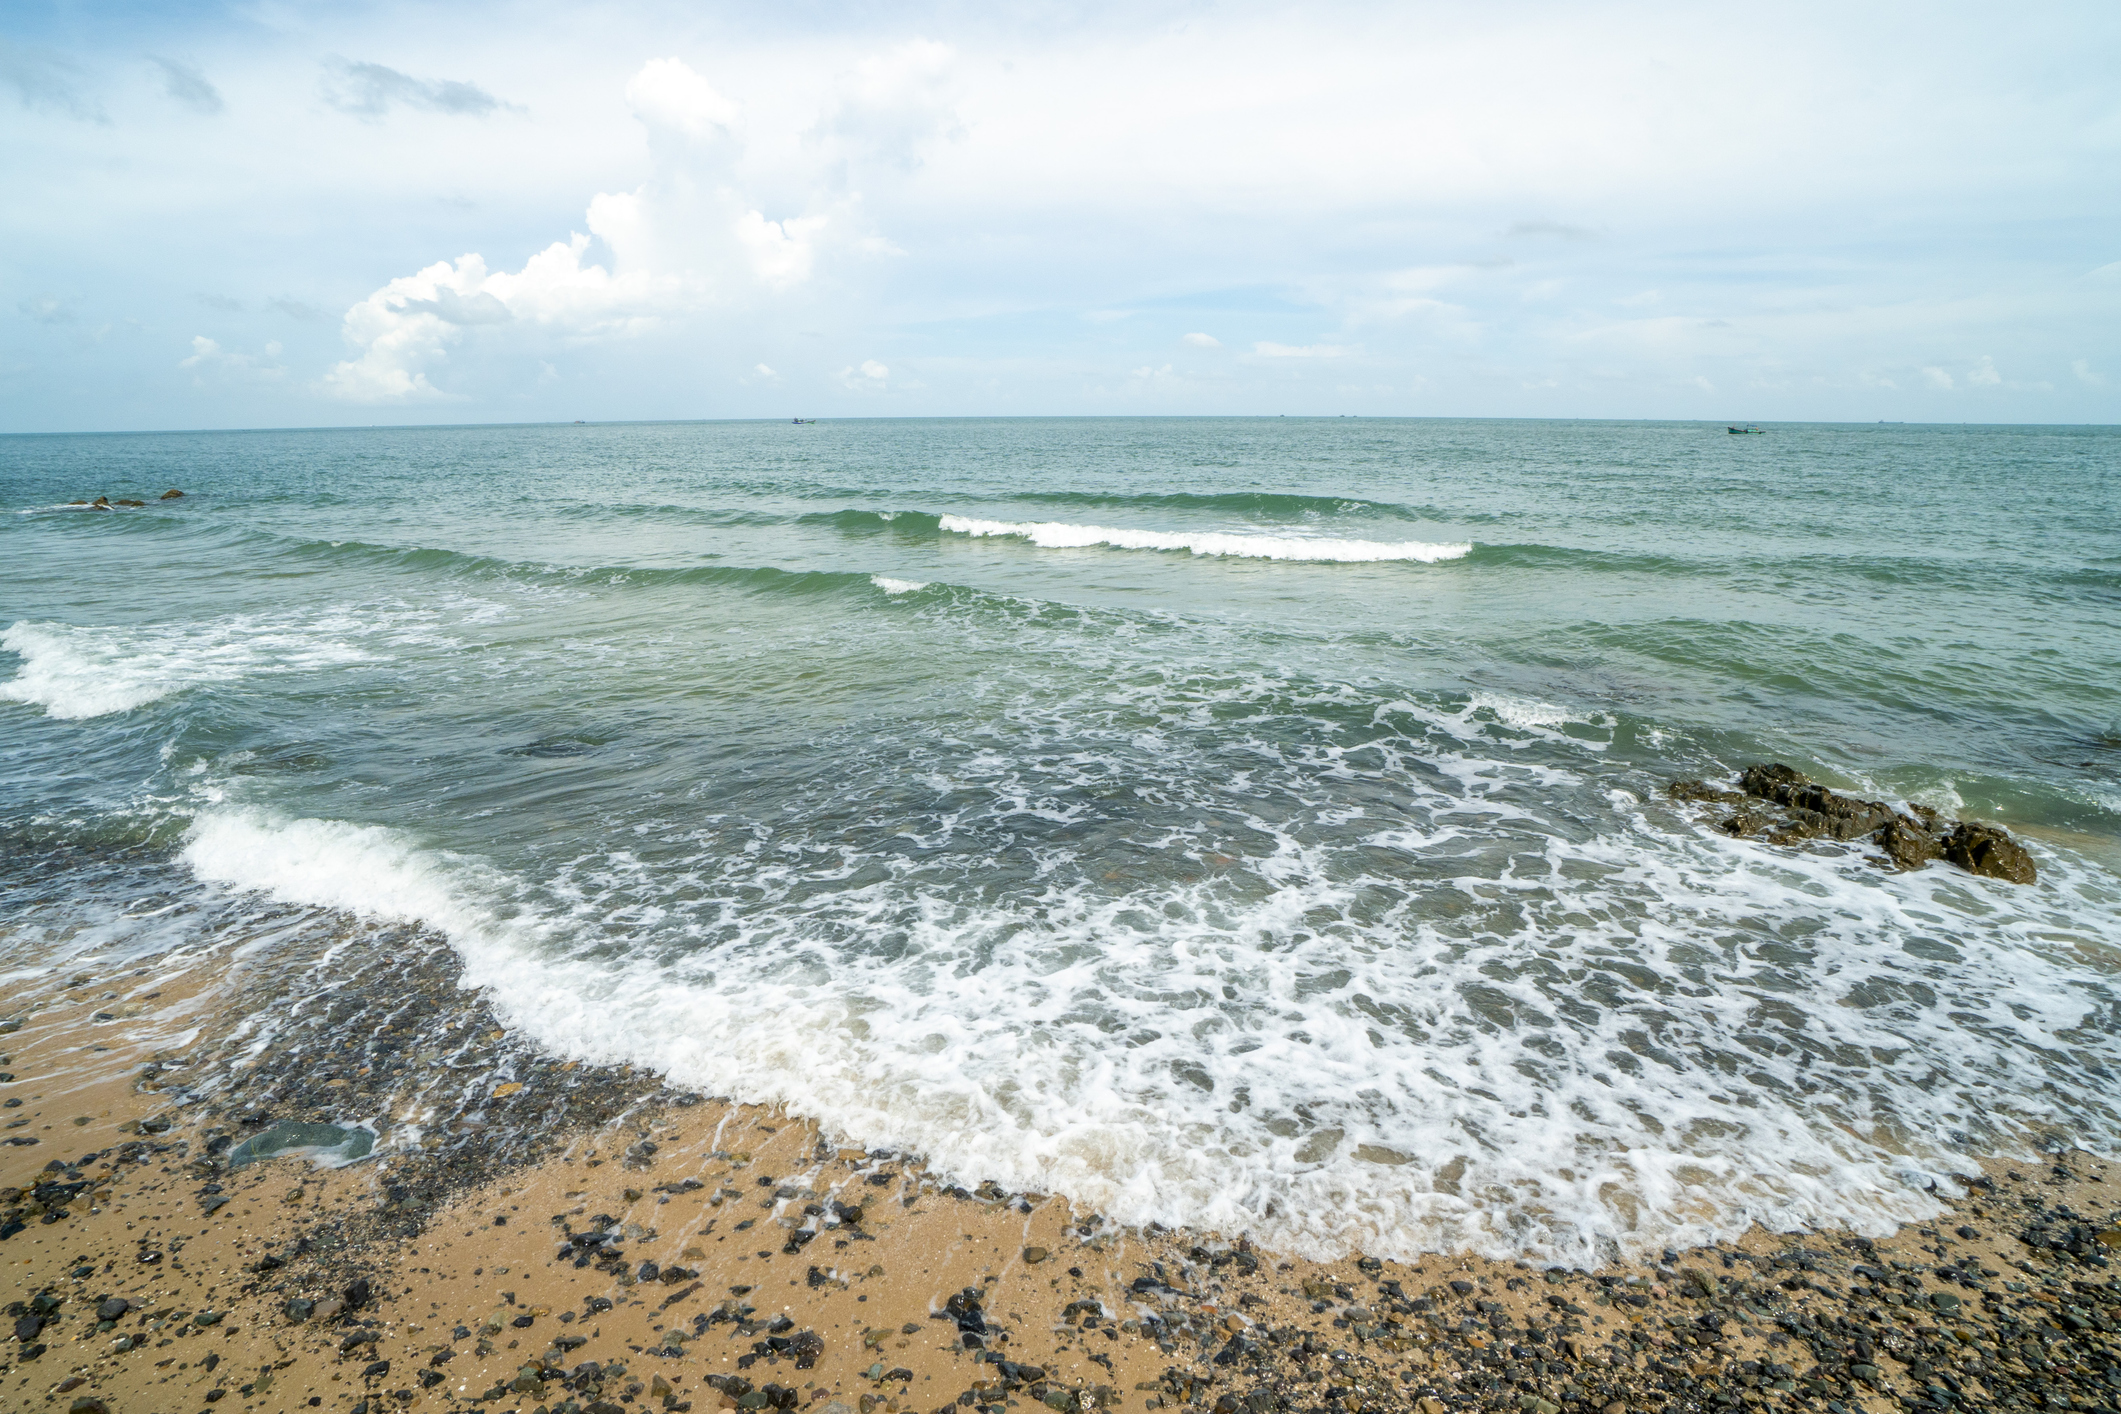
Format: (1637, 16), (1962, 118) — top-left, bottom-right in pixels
(3, 416), (2117, 1266)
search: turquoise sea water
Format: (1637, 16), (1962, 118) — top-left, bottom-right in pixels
(3, 417), (2118, 1261)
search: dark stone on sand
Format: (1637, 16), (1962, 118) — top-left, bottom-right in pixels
(96, 1297), (129, 1320)
(1942, 820), (2037, 884)
(345, 1276), (372, 1309)
(362, 1358), (391, 1379)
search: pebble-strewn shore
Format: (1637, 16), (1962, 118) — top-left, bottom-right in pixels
(4, 930), (2117, 1414)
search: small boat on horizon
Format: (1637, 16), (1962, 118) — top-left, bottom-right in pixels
(1727, 424), (1765, 434)
(791, 417), (818, 425)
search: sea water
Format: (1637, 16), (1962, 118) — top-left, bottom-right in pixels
(3, 417), (2117, 1263)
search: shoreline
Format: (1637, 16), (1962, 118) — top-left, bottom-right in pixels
(4, 933), (2119, 1414)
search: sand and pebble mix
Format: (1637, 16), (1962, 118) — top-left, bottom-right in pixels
(5, 929), (2119, 1414)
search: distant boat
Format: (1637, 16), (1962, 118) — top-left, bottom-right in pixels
(1727, 424), (1765, 434)
(791, 418), (817, 424)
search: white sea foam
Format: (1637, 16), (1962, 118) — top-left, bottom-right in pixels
(0, 606), (461, 720)
(1463, 691), (1587, 731)
(174, 756), (2121, 1265)
(871, 576), (929, 595)
(938, 514), (1472, 563)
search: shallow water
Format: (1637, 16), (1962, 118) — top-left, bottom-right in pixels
(3, 416), (2118, 1262)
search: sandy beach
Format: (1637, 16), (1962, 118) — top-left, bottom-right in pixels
(6, 939), (2118, 1414)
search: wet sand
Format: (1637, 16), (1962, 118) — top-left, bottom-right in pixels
(5, 943), (2119, 1414)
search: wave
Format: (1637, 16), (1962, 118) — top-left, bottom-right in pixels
(938, 515), (1473, 563)
(0, 610), (437, 721)
(1010, 489), (1439, 521)
(870, 576), (930, 595)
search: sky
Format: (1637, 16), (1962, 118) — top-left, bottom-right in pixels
(3, 0), (2118, 430)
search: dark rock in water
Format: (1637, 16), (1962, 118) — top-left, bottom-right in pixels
(112, 499), (145, 507)
(161, 488), (185, 499)
(1679, 762), (2035, 886)
(1740, 763), (1809, 800)
(1875, 816), (1944, 871)
(1942, 821), (2037, 884)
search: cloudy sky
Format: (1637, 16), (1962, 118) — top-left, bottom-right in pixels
(4, 0), (2117, 430)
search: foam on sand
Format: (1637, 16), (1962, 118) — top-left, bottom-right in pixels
(938, 515), (1471, 563)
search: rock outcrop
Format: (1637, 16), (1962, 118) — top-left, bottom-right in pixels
(1668, 763), (2035, 884)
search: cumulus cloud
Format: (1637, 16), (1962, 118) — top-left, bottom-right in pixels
(1253, 342), (1349, 358)
(1922, 366), (1955, 390)
(151, 56), (223, 115)
(1967, 355), (2001, 385)
(808, 39), (962, 175)
(2075, 359), (2104, 387)
(2, 40), (107, 122)
(625, 57), (738, 139)
(1182, 332), (1220, 347)
(322, 55), (865, 402)
(321, 58), (511, 118)
(322, 233), (693, 402)
(839, 359), (889, 389)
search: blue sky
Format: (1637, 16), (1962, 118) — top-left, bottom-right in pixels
(3, 0), (2117, 430)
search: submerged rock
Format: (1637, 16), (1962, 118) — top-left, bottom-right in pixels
(227, 1119), (376, 1169)
(160, 488), (185, 498)
(1674, 762), (2035, 884)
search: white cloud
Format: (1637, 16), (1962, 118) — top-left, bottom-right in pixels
(626, 56), (739, 139)
(755, 363), (778, 378)
(322, 235), (692, 402)
(1181, 332), (1220, 347)
(320, 55), (872, 402)
(735, 210), (829, 289)
(1921, 366), (1955, 390)
(808, 39), (961, 175)
(1253, 342), (1349, 358)
(1966, 355), (2001, 385)
(839, 359), (890, 389)
(180, 334), (283, 381)
(2075, 359), (2104, 387)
